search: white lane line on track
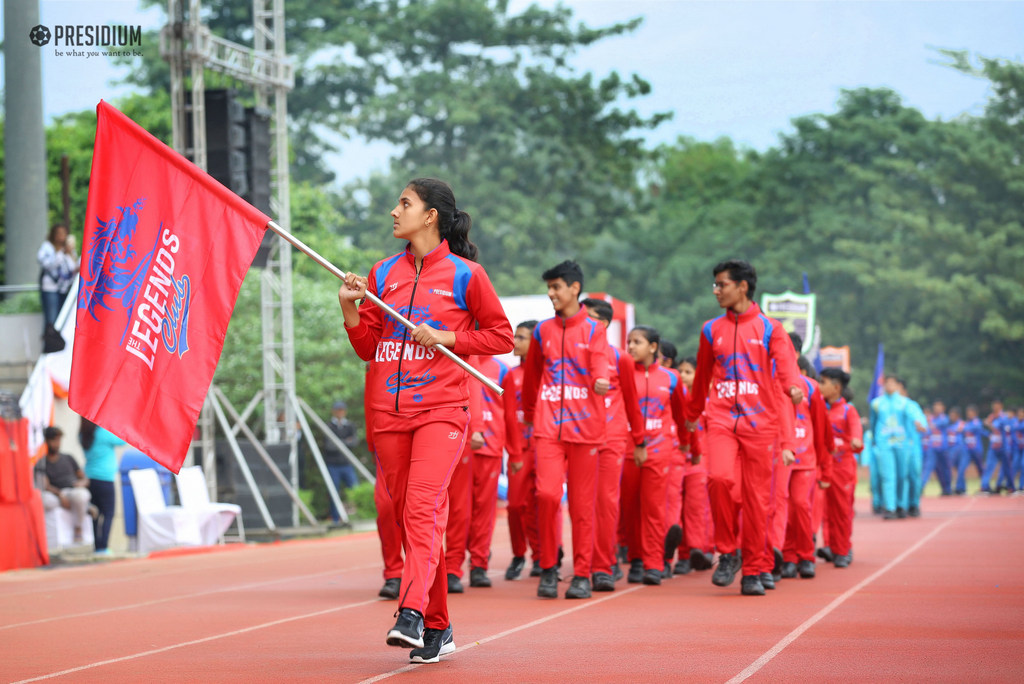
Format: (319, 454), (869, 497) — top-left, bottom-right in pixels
(358, 585), (644, 683)
(0, 563), (380, 632)
(727, 500), (975, 684)
(9, 598), (380, 684)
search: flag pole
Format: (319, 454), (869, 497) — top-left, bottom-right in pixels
(265, 220), (503, 396)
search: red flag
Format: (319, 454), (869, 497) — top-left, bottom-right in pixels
(70, 101), (269, 473)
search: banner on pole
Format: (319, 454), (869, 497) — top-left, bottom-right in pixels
(760, 291), (816, 356)
(819, 345), (851, 372)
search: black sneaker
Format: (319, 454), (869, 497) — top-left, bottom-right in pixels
(447, 573), (464, 594)
(873, 504), (882, 514)
(896, 508), (907, 519)
(592, 572), (615, 592)
(565, 575), (592, 598)
(409, 624), (455, 664)
(505, 556), (526, 580)
(690, 548), (713, 572)
(642, 569), (662, 586)
(674, 558), (693, 575)
(469, 566), (491, 588)
(772, 547), (784, 581)
(833, 553), (851, 568)
(661, 561), (673, 579)
(663, 524), (683, 565)
(557, 546), (565, 571)
(617, 544), (629, 566)
(537, 568), (558, 598)
(530, 560), (543, 577)
(740, 575), (765, 596)
(908, 506), (920, 518)
(797, 559), (816, 578)
(386, 608), (424, 648)
(611, 563), (623, 581)
(759, 572), (776, 590)
(378, 577), (401, 600)
(882, 509), (897, 520)
(711, 552), (738, 587)
(627, 559), (644, 584)
(816, 546), (834, 563)
(780, 561), (797, 579)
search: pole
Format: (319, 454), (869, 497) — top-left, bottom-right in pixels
(264, 219), (504, 396)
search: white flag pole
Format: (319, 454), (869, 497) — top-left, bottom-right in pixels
(265, 220), (503, 396)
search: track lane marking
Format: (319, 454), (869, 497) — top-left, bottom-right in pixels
(727, 500), (975, 683)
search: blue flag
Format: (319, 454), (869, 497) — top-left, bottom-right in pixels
(868, 343), (885, 403)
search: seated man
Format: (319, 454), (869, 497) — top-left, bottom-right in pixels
(36, 426), (93, 543)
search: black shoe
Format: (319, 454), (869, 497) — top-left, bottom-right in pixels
(642, 569), (662, 585)
(469, 566), (491, 588)
(537, 568), (558, 598)
(617, 544), (629, 566)
(611, 563), (623, 581)
(530, 560), (542, 577)
(908, 506), (920, 518)
(378, 577), (401, 600)
(627, 559), (644, 584)
(592, 572), (615, 592)
(663, 524), (683, 564)
(661, 561), (673, 579)
(712, 552), (738, 587)
(772, 547), (784, 580)
(690, 548), (714, 571)
(873, 504), (882, 515)
(557, 546), (565, 570)
(882, 509), (897, 520)
(896, 508), (907, 519)
(740, 575), (765, 596)
(386, 608), (424, 648)
(779, 561), (797, 579)
(833, 553), (851, 568)
(565, 575), (592, 598)
(797, 559), (816, 578)
(505, 556), (526, 581)
(409, 624), (455, 663)
(447, 573), (464, 594)
(816, 546), (834, 563)
(674, 558), (693, 575)
(759, 572), (776, 590)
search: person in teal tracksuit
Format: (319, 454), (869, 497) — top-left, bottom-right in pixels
(869, 375), (923, 519)
(899, 381), (928, 517)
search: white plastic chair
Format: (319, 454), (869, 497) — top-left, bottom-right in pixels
(128, 468), (202, 553)
(175, 465), (245, 545)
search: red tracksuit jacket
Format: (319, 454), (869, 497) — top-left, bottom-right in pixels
(605, 346), (645, 447)
(470, 356), (510, 457)
(345, 241), (513, 413)
(826, 397), (864, 464)
(502, 363), (529, 463)
(633, 361), (691, 454)
(791, 376), (835, 481)
(521, 307), (609, 444)
(685, 302), (802, 451)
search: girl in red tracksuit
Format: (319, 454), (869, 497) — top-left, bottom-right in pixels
(622, 326), (691, 586)
(338, 178), (513, 664)
(819, 368), (863, 567)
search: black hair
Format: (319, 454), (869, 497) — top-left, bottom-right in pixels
(659, 341), (678, 367)
(819, 367), (850, 389)
(406, 178), (478, 262)
(797, 355), (818, 380)
(713, 259), (757, 298)
(788, 332), (803, 352)
(580, 298), (613, 323)
(630, 325), (661, 354)
(679, 355), (697, 368)
(516, 319), (538, 331)
(48, 223), (67, 244)
(542, 260), (584, 291)
(841, 385), (855, 402)
(79, 417), (97, 452)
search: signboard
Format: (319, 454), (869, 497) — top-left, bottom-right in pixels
(760, 291), (816, 355)
(819, 345), (851, 372)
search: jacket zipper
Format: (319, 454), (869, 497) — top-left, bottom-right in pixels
(732, 310), (741, 434)
(558, 318), (566, 440)
(643, 366), (650, 441)
(395, 264), (422, 412)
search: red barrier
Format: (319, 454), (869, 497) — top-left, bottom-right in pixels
(0, 419), (49, 571)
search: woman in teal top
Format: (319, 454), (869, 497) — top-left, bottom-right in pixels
(80, 419), (126, 554)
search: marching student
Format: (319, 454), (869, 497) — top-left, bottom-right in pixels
(503, 320), (542, 580)
(980, 400), (1015, 494)
(818, 368), (863, 568)
(522, 260), (611, 600)
(672, 356), (714, 575)
(921, 401), (952, 496)
(622, 326), (691, 586)
(899, 381), (928, 516)
(955, 405), (985, 495)
(684, 259), (804, 596)
(338, 178), (513, 663)
(580, 298), (644, 591)
(869, 375), (922, 519)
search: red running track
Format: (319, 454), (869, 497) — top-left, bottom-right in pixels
(2, 494), (1022, 683)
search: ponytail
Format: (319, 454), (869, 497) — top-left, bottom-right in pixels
(406, 177), (479, 262)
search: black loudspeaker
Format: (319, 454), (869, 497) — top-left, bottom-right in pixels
(245, 106), (275, 268)
(193, 440), (296, 531)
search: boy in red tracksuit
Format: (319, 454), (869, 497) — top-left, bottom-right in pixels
(581, 298), (644, 592)
(466, 355), (511, 588)
(674, 357), (714, 575)
(339, 178), (513, 663)
(684, 259), (804, 597)
(622, 326), (691, 586)
(778, 373), (834, 580)
(819, 368), (864, 568)
(522, 260), (610, 600)
(367, 364), (404, 600)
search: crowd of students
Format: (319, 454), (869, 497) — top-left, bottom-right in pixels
(339, 177), (1018, 665)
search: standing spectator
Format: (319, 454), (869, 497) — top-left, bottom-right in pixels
(36, 426), (93, 544)
(324, 400), (359, 523)
(37, 223), (79, 333)
(80, 418), (125, 555)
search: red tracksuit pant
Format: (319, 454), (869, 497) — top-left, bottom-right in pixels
(534, 437), (599, 578)
(506, 443), (540, 561)
(468, 454), (502, 569)
(826, 456), (857, 556)
(621, 448), (671, 572)
(444, 442), (473, 579)
(782, 469), (817, 563)
(374, 406), (469, 629)
(705, 428), (776, 576)
(681, 469), (713, 554)
(374, 456), (403, 580)
(812, 480), (828, 549)
(593, 437), (628, 575)
(769, 458), (790, 553)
